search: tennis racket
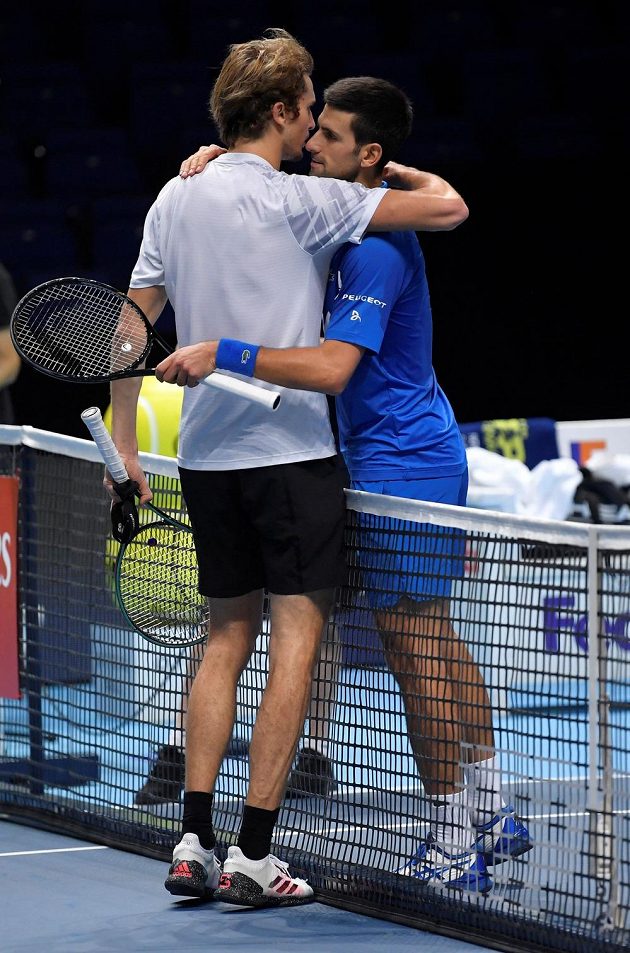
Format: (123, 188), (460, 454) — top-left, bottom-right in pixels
(11, 276), (281, 412)
(81, 404), (185, 531)
(82, 406), (208, 648)
(116, 519), (208, 648)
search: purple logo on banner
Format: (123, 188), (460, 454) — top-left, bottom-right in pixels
(544, 595), (630, 653)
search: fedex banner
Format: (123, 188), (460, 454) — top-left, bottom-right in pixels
(555, 417), (630, 465)
(453, 540), (630, 712)
(0, 476), (19, 698)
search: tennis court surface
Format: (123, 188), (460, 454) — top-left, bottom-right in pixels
(1, 820), (497, 953)
(1, 426), (629, 953)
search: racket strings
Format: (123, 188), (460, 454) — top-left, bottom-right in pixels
(117, 522), (209, 648)
(12, 280), (150, 380)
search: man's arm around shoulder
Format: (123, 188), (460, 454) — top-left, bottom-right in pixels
(368, 163), (469, 233)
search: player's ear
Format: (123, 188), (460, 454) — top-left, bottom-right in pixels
(360, 142), (382, 169)
(271, 101), (286, 125)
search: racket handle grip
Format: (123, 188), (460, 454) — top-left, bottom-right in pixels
(200, 371), (281, 411)
(81, 406), (130, 484)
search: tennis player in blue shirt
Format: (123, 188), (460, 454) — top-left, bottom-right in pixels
(176, 76), (532, 894)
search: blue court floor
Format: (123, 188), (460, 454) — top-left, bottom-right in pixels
(0, 818), (499, 953)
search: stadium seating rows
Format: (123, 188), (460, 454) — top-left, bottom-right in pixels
(0, 2), (620, 294)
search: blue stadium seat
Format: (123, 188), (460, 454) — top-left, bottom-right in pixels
(461, 48), (547, 121)
(2, 63), (95, 136)
(4, 85), (95, 137)
(0, 132), (20, 156)
(92, 221), (144, 274)
(560, 46), (625, 121)
(0, 223), (78, 288)
(185, 12), (271, 63)
(514, 115), (604, 161)
(1, 197), (71, 225)
(128, 64), (213, 183)
(410, 5), (499, 59)
(2, 62), (83, 84)
(0, 11), (48, 63)
(507, 2), (608, 49)
(91, 195), (153, 226)
(401, 118), (484, 167)
(175, 122), (223, 161)
(293, 15), (380, 58)
(46, 149), (143, 198)
(0, 155), (29, 197)
(129, 63), (211, 143)
(339, 54), (435, 116)
(44, 128), (130, 154)
(80, 19), (176, 80)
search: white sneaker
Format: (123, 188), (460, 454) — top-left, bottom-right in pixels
(214, 846), (314, 907)
(164, 832), (221, 899)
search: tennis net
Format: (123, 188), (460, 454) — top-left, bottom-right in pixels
(0, 425), (628, 952)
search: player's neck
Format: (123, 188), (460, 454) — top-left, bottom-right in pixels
(355, 170), (383, 189)
(229, 132), (283, 170)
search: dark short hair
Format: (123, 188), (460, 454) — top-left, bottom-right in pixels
(323, 76), (413, 172)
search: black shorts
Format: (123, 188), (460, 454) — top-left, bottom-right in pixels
(179, 457), (348, 598)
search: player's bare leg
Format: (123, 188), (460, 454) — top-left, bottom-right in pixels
(247, 589), (333, 808)
(376, 597), (468, 796)
(185, 591), (263, 792)
(165, 591), (262, 900)
(286, 619), (341, 798)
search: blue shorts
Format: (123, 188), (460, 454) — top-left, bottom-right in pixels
(351, 472), (468, 610)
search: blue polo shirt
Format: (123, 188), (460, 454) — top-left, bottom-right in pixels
(324, 227), (466, 481)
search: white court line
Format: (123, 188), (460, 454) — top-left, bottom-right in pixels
(529, 808), (630, 820)
(0, 846), (109, 857)
(288, 772), (630, 804)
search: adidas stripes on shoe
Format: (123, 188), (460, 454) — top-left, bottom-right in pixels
(214, 846), (314, 907)
(165, 832), (221, 899)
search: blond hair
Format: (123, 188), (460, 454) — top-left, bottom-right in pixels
(210, 28), (313, 147)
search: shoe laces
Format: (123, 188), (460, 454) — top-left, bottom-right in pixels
(268, 854), (290, 874)
(268, 854), (309, 884)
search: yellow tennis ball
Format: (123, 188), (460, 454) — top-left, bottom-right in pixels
(103, 375), (184, 513)
(118, 522), (205, 638)
(103, 377), (185, 603)
(103, 377), (183, 457)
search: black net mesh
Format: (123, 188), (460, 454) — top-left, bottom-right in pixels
(1, 433), (629, 952)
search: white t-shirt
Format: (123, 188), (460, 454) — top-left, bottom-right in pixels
(130, 153), (386, 470)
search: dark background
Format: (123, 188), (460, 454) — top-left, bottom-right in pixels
(1, 1), (626, 437)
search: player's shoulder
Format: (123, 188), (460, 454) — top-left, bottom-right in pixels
(284, 172), (369, 201)
(350, 229), (418, 269)
(159, 174), (182, 196)
(150, 175), (183, 212)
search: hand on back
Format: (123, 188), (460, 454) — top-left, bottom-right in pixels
(180, 144), (226, 178)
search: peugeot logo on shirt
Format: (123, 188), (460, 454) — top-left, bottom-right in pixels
(341, 293), (387, 308)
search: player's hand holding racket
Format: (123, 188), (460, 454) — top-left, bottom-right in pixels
(9, 276), (281, 410)
(154, 340), (221, 389)
(82, 405), (207, 648)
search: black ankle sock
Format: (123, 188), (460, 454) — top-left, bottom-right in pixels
(237, 805), (280, 861)
(182, 791), (215, 850)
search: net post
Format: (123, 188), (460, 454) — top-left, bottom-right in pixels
(586, 525), (619, 930)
